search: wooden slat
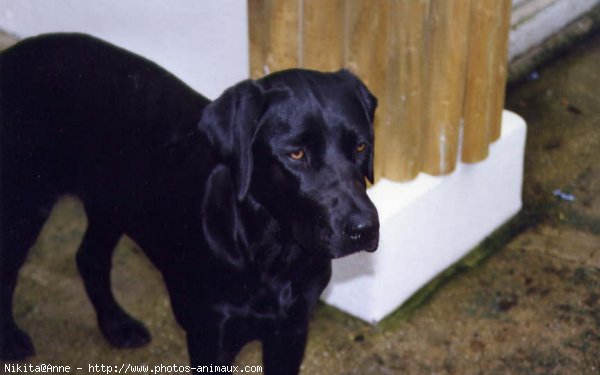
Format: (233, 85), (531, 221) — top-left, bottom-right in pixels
(462, 0), (512, 162)
(248, 0), (300, 78)
(421, 0), (472, 175)
(461, 0), (498, 163)
(344, 0), (388, 85)
(489, 0), (512, 142)
(344, 0), (389, 182)
(382, 0), (430, 181)
(302, 0), (345, 71)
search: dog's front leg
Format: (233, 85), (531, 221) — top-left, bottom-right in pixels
(262, 321), (309, 375)
(186, 326), (240, 375)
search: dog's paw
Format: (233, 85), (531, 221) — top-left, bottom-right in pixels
(99, 314), (151, 348)
(0, 325), (35, 361)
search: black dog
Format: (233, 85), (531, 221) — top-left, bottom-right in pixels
(0, 33), (379, 373)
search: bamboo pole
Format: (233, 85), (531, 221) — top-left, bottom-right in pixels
(248, 0), (301, 78)
(302, 0), (345, 70)
(383, 0), (430, 181)
(344, 0), (389, 182)
(461, 0), (497, 163)
(462, 0), (512, 162)
(489, 0), (512, 142)
(421, 0), (471, 176)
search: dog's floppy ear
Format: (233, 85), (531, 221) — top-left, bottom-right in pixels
(358, 81), (377, 183)
(360, 82), (377, 184)
(199, 80), (265, 201)
(338, 69), (378, 183)
(201, 164), (249, 270)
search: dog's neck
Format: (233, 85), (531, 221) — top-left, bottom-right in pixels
(237, 195), (307, 270)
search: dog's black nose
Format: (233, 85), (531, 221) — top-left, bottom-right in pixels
(344, 215), (378, 244)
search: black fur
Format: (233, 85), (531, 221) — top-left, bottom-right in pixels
(0, 33), (379, 374)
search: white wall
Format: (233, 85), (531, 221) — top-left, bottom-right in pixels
(0, 0), (248, 99)
(4, 0), (599, 94)
(509, 0), (600, 60)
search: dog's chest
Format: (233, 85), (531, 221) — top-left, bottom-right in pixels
(214, 278), (298, 323)
(207, 244), (331, 336)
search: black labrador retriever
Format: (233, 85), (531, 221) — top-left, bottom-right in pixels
(0, 33), (379, 373)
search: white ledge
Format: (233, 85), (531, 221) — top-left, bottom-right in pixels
(322, 110), (527, 323)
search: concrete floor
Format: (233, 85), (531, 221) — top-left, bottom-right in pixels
(3, 32), (600, 374)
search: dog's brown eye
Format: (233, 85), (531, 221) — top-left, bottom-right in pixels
(356, 143), (367, 153)
(289, 150), (305, 160)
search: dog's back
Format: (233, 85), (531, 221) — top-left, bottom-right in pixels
(1, 33), (209, 202)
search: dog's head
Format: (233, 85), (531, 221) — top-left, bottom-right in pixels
(200, 69), (379, 260)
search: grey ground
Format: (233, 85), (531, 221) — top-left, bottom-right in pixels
(1, 32), (600, 374)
